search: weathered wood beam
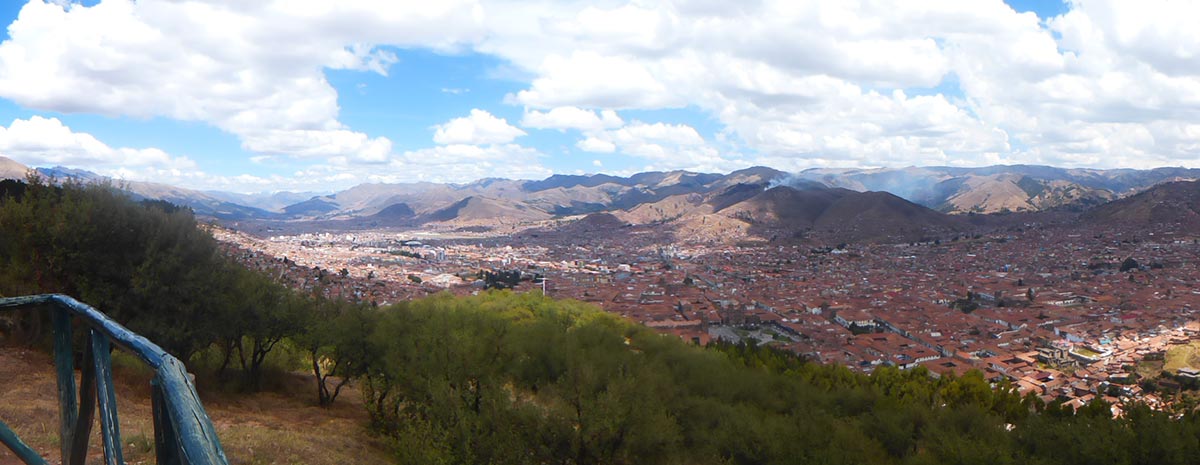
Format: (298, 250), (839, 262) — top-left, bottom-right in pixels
(0, 418), (48, 465)
(1, 294), (228, 465)
(151, 378), (183, 465)
(157, 357), (229, 464)
(0, 294), (165, 367)
(92, 331), (125, 465)
(51, 306), (78, 463)
(69, 331), (97, 465)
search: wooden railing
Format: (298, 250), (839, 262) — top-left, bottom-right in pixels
(0, 294), (228, 465)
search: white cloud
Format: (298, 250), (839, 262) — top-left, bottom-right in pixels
(511, 51), (683, 109)
(392, 143), (550, 181)
(576, 137), (616, 153)
(0, 116), (196, 170)
(579, 121), (740, 172)
(0, 0), (483, 162)
(521, 106), (624, 132)
(482, 0), (1200, 170)
(433, 109), (526, 145)
(234, 141), (554, 192)
(479, 1), (1021, 170)
(239, 128), (393, 162)
(930, 0), (1200, 168)
(5, 0), (1200, 187)
(0, 113), (552, 193)
(719, 87), (1011, 170)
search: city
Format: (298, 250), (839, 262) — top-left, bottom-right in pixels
(5, 0), (1200, 463)
(212, 214), (1200, 416)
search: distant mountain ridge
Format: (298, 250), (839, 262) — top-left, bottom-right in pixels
(792, 165), (1198, 214)
(0, 157), (279, 220)
(2, 155), (1198, 241)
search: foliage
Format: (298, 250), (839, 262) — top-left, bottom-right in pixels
(10, 178), (1200, 465)
(297, 295), (378, 405)
(0, 178), (311, 390)
(351, 290), (1200, 465)
(479, 269), (523, 289)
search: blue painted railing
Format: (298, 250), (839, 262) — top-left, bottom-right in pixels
(0, 294), (228, 465)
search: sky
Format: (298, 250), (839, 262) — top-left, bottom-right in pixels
(0, 0), (1197, 193)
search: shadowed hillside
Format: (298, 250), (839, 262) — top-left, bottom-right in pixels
(712, 185), (960, 242)
(1084, 180), (1200, 227)
(421, 196), (552, 224)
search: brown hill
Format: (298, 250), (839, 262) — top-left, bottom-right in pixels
(1027, 179), (1114, 211)
(704, 166), (786, 190)
(320, 182), (464, 216)
(816, 191), (959, 240)
(551, 212), (630, 235)
(935, 174), (1113, 213)
(421, 196), (551, 224)
(939, 174), (1035, 213)
(521, 183), (630, 215)
(715, 186), (959, 242)
(0, 155), (29, 180)
(1083, 180), (1200, 227)
(283, 197), (340, 217)
(717, 186), (848, 226)
(369, 202), (416, 220)
(618, 193), (710, 224)
(707, 183), (773, 212)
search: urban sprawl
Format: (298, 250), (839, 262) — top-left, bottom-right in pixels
(211, 222), (1200, 415)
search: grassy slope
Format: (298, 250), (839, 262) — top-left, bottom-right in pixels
(1165, 341), (1200, 373)
(0, 347), (393, 465)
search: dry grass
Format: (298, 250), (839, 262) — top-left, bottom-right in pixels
(0, 347), (393, 465)
(1136, 359), (1166, 380)
(1164, 341), (1200, 373)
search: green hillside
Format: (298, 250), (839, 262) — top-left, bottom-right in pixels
(5, 177), (1200, 465)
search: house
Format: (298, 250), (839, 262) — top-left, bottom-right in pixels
(1037, 346), (1073, 366)
(834, 309), (875, 329)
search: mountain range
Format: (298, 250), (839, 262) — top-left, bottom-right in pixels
(2, 156), (1198, 242)
(789, 165), (1200, 213)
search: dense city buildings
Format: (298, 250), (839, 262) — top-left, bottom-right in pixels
(210, 220), (1200, 415)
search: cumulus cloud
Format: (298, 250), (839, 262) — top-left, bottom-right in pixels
(491, 0), (1200, 170)
(578, 121), (741, 172)
(939, 0), (1200, 168)
(224, 141), (553, 191)
(433, 109), (526, 145)
(0, 0), (482, 162)
(5, 0), (1200, 190)
(486, 1), (1020, 170)
(521, 106), (624, 132)
(0, 114), (550, 193)
(512, 51), (683, 109)
(576, 137), (616, 153)
(239, 128), (394, 162)
(392, 143), (551, 181)
(0, 116), (196, 170)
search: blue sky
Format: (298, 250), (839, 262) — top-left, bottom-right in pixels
(0, 0), (1196, 193)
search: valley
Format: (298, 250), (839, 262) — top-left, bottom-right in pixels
(7, 154), (1200, 440)
(207, 177), (1200, 416)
